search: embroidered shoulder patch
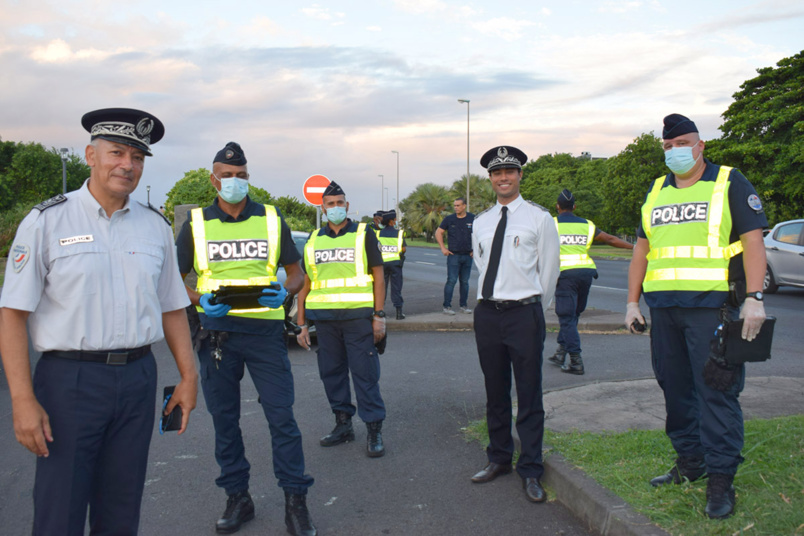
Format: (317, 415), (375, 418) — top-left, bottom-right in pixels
(11, 243), (31, 273)
(747, 194), (763, 212)
(34, 194), (67, 211)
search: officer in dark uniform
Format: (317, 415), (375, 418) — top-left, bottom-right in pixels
(175, 142), (315, 535)
(469, 145), (560, 503)
(626, 114), (767, 519)
(296, 181), (388, 458)
(378, 210), (407, 319)
(548, 189), (633, 374)
(0, 108), (198, 535)
(370, 211), (384, 231)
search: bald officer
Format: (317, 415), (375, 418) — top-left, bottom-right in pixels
(469, 146), (560, 503)
(175, 142), (316, 535)
(0, 108), (198, 536)
(626, 114), (767, 519)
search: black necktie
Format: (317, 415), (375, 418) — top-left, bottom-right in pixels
(482, 206), (507, 300)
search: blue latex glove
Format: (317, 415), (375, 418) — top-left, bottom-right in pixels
(199, 293), (231, 318)
(258, 285), (288, 309)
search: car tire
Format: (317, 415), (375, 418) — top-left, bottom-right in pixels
(763, 266), (779, 294)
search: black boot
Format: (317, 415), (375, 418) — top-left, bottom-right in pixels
(548, 346), (567, 366)
(396, 307), (405, 320)
(366, 421), (385, 457)
(285, 491), (317, 536)
(319, 411), (355, 447)
(216, 490), (254, 534)
(650, 456), (706, 487)
(705, 473), (736, 519)
(561, 352), (585, 375)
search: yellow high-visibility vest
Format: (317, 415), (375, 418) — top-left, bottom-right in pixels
(376, 228), (403, 262)
(641, 166), (744, 293)
(191, 205), (284, 319)
(554, 217), (597, 271)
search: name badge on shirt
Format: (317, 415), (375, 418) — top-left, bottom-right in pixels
(60, 235), (94, 246)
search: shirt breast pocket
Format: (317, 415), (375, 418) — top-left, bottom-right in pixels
(48, 241), (107, 296)
(123, 238), (165, 274)
(506, 225), (535, 263)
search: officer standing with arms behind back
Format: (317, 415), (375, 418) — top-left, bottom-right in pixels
(625, 114), (767, 519)
(377, 209), (406, 319)
(470, 146), (560, 503)
(548, 189), (633, 374)
(0, 108), (198, 536)
(296, 181), (388, 458)
(175, 142), (315, 535)
(435, 197), (475, 315)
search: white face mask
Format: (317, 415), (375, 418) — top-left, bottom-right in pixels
(215, 175), (249, 203)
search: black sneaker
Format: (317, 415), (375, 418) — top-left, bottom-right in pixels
(705, 473), (736, 519)
(216, 490), (255, 534)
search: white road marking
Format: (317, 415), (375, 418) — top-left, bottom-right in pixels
(414, 261), (436, 265)
(592, 285), (627, 292)
(325, 497), (338, 506)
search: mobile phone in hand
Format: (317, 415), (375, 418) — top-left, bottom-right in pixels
(160, 386), (183, 434)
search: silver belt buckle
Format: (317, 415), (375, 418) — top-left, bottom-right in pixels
(106, 352), (128, 365)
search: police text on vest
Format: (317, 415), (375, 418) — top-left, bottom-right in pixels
(651, 203), (709, 227)
(560, 235), (588, 245)
(207, 240), (269, 262)
(315, 248), (355, 264)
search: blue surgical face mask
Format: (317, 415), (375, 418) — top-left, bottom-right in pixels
(326, 206), (347, 225)
(216, 176), (249, 204)
(664, 146), (700, 175)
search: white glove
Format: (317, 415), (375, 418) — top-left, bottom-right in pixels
(625, 302), (646, 333)
(739, 297), (766, 341)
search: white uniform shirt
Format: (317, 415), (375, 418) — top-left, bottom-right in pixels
(471, 195), (560, 306)
(0, 179), (189, 352)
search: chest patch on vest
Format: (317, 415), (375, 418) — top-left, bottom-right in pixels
(207, 240), (269, 262)
(651, 202), (709, 227)
(560, 234), (588, 246)
(380, 244), (399, 253)
(315, 248), (355, 264)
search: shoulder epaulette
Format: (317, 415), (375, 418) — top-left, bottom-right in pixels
(139, 202), (171, 226)
(525, 200), (550, 213)
(34, 194), (67, 211)
(475, 207), (493, 219)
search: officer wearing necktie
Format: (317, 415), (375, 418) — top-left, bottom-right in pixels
(469, 145), (560, 503)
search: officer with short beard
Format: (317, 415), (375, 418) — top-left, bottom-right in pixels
(175, 142), (315, 535)
(296, 181), (388, 458)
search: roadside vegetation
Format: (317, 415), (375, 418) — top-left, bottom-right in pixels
(464, 415), (804, 536)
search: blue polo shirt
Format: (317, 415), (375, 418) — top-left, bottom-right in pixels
(636, 160), (768, 309)
(438, 213), (474, 254)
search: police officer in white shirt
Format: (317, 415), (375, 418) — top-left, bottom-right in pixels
(469, 145), (560, 504)
(0, 108), (198, 536)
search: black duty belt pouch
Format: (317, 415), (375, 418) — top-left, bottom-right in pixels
(211, 284), (280, 309)
(721, 316), (776, 365)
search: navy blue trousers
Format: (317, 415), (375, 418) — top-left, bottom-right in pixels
(649, 306), (745, 475)
(197, 324), (313, 495)
(474, 301), (546, 479)
(315, 318), (386, 423)
(443, 253), (473, 308)
(555, 273), (594, 354)
(383, 263), (404, 308)
(32, 353), (157, 536)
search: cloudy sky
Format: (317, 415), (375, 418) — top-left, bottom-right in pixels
(1, 0), (801, 216)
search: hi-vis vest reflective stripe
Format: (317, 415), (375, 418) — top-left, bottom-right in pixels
(191, 205), (284, 319)
(554, 217), (597, 271)
(641, 166), (744, 293)
(305, 223), (374, 309)
(375, 228), (404, 262)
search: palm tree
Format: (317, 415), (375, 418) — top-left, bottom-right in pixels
(399, 183), (450, 241)
(449, 174), (496, 214)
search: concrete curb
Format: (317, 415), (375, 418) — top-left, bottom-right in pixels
(384, 310), (625, 333)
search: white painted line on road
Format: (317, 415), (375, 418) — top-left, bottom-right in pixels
(592, 285), (627, 292)
(415, 261), (436, 265)
(424, 253), (438, 256)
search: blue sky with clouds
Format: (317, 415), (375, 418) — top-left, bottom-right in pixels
(1, 0), (801, 215)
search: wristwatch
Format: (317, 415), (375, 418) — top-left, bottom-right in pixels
(373, 310), (386, 318)
(746, 291), (764, 301)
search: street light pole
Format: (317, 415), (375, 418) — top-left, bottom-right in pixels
(378, 174), (384, 210)
(391, 150), (399, 217)
(458, 99), (470, 212)
(60, 148), (69, 194)
(384, 187), (389, 212)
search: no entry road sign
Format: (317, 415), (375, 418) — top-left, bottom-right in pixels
(303, 174), (331, 206)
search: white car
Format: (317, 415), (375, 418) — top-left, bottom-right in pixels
(763, 219), (804, 293)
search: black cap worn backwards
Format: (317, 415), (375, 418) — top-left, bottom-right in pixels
(480, 145), (528, 172)
(557, 189), (576, 209)
(213, 142), (247, 166)
(662, 114), (698, 140)
(81, 108), (164, 156)
(382, 210), (397, 224)
(322, 181), (345, 197)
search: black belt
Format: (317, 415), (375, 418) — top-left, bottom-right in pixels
(43, 345), (151, 365)
(481, 296), (541, 310)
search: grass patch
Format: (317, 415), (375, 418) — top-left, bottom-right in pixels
(406, 239), (440, 248)
(589, 244), (634, 260)
(463, 415), (804, 535)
